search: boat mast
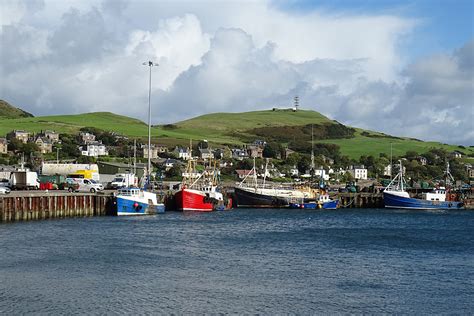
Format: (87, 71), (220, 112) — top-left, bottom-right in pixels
(399, 160), (404, 191)
(310, 124), (315, 172)
(133, 139), (136, 176)
(143, 60), (158, 190)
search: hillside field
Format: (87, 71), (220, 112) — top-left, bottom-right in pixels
(0, 109), (472, 159)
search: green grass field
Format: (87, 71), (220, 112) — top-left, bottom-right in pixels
(1, 109), (472, 159)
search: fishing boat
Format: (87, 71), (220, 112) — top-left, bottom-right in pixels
(116, 187), (165, 215)
(234, 159), (315, 208)
(383, 161), (464, 210)
(289, 192), (339, 209)
(174, 159), (224, 211)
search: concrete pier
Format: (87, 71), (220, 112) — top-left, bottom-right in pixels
(336, 193), (384, 208)
(0, 193), (116, 223)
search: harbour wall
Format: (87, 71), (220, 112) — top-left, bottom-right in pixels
(0, 193), (116, 223)
(335, 193), (384, 208)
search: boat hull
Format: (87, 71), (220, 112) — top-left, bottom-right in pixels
(175, 188), (214, 212)
(116, 196), (165, 215)
(383, 192), (463, 210)
(234, 187), (289, 208)
(289, 199), (339, 210)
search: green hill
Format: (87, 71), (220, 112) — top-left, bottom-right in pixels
(0, 106), (471, 159)
(0, 100), (34, 119)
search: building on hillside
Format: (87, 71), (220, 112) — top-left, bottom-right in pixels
(321, 155), (335, 165)
(199, 148), (214, 160)
(80, 141), (108, 157)
(7, 130), (29, 143)
(173, 147), (191, 160)
(311, 167), (330, 181)
(235, 169), (255, 179)
(348, 165), (368, 180)
(0, 138), (7, 154)
(450, 151), (463, 159)
(384, 164), (392, 177)
(142, 145), (159, 159)
(289, 166), (299, 177)
(247, 145), (263, 158)
(418, 156), (428, 166)
(44, 130), (60, 143)
(79, 132), (96, 144)
(231, 148), (248, 160)
(253, 139), (267, 147)
(34, 136), (53, 154)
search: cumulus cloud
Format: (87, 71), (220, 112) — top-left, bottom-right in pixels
(1, 1), (472, 145)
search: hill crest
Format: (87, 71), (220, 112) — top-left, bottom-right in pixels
(0, 100), (34, 119)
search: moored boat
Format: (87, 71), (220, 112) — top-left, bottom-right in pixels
(116, 187), (165, 215)
(289, 192), (339, 209)
(234, 159), (314, 208)
(383, 161), (464, 210)
(174, 159), (224, 211)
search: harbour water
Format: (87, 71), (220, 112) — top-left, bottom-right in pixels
(0, 208), (473, 314)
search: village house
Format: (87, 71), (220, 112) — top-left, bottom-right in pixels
(321, 155), (335, 165)
(450, 151), (463, 159)
(235, 169), (255, 179)
(199, 148), (214, 160)
(231, 148), (249, 160)
(34, 136), (53, 154)
(0, 138), (7, 154)
(173, 147), (191, 160)
(418, 156), (428, 166)
(43, 130), (60, 143)
(80, 141), (108, 157)
(79, 132), (96, 144)
(7, 130), (29, 143)
(247, 145), (263, 158)
(383, 164), (392, 177)
(142, 145), (159, 159)
(304, 167), (329, 181)
(348, 165), (368, 180)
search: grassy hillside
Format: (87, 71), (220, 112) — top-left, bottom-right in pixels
(0, 108), (471, 159)
(0, 112), (149, 136)
(0, 100), (34, 118)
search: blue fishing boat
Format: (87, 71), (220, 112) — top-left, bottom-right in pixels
(116, 188), (165, 215)
(383, 161), (463, 210)
(289, 193), (339, 209)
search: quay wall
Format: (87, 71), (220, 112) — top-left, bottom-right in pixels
(335, 193), (384, 208)
(0, 193), (116, 223)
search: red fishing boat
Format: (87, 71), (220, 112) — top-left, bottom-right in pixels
(174, 159), (224, 211)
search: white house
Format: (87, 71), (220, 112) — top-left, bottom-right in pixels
(313, 168), (330, 181)
(174, 147), (191, 160)
(199, 148), (214, 160)
(349, 165), (368, 180)
(80, 141), (108, 157)
(142, 145), (159, 159)
(289, 166), (299, 177)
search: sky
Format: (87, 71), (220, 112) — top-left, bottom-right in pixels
(1, 0), (473, 145)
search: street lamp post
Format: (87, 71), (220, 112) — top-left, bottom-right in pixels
(143, 60), (158, 189)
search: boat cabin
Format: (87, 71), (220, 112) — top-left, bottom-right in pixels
(422, 188), (446, 202)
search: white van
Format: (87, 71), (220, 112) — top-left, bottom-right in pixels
(67, 178), (104, 193)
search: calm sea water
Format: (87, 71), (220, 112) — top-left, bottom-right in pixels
(0, 208), (473, 314)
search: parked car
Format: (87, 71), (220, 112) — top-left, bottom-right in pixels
(0, 187), (11, 195)
(0, 179), (10, 188)
(67, 178), (104, 193)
